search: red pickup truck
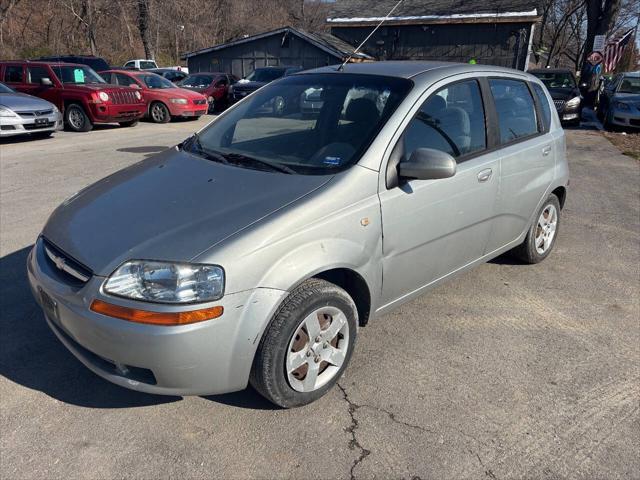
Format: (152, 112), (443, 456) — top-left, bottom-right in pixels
(0, 61), (146, 132)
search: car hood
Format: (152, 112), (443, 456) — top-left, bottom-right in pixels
(547, 87), (580, 100)
(0, 92), (55, 110)
(611, 93), (640, 106)
(43, 148), (332, 276)
(233, 81), (266, 91)
(147, 87), (205, 100)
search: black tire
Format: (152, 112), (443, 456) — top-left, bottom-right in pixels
(119, 120), (139, 127)
(250, 278), (358, 408)
(149, 102), (171, 123)
(512, 193), (561, 264)
(64, 104), (93, 132)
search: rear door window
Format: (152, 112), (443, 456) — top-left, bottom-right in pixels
(403, 79), (487, 160)
(27, 66), (50, 84)
(4, 65), (24, 83)
(490, 79), (538, 144)
(532, 83), (552, 131)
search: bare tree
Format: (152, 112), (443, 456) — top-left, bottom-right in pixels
(136, 0), (153, 59)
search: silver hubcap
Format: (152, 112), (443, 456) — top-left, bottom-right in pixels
(68, 109), (83, 128)
(152, 104), (166, 121)
(535, 204), (558, 254)
(286, 306), (349, 393)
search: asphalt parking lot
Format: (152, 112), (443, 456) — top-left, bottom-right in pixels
(1, 120), (638, 479)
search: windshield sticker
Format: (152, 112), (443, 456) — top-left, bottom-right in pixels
(73, 68), (85, 83)
(323, 156), (342, 166)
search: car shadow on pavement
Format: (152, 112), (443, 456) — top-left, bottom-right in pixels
(0, 246), (180, 409)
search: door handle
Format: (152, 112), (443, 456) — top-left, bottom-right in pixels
(477, 168), (493, 183)
(542, 146), (552, 156)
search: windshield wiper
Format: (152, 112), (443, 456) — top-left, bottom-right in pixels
(223, 152), (296, 174)
(185, 134), (230, 165)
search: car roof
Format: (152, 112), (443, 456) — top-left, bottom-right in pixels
(528, 68), (574, 74)
(304, 60), (528, 79)
(185, 72), (225, 76)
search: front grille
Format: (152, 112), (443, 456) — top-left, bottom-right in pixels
(109, 89), (138, 105)
(0, 125), (15, 130)
(193, 99), (206, 105)
(17, 109), (53, 118)
(24, 121), (54, 130)
(630, 118), (640, 126)
(42, 238), (92, 285)
(553, 100), (565, 111)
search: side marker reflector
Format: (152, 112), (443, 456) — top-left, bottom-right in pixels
(90, 300), (223, 325)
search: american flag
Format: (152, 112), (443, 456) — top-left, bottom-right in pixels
(604, 28), (635, 73)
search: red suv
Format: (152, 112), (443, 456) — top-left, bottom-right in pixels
(100, 70), (208, 123)
(0, 61), (146, 132)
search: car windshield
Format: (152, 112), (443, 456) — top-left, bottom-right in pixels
(618, 76), (640, 94)
(181, 75), (214, 87)
(532, 72), (576, 89)
(52, 65), (106, 85)
(245, 68), (287, 83)
(137, 73), (174, 89)
(185, 73), (413, 175)
(0, 82), (13, 93)
(140, 61), (157, 69)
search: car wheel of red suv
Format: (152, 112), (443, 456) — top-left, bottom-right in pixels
(64, 104), (93, 132)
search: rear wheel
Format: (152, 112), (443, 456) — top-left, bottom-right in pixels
(64, 104), (93, 132)
(250, 278), (358, 408)
(119, 120), (139, 127)
(149, 102), (170, 123)
(512, 194), (561, 264)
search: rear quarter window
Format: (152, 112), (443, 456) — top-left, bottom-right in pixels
(532, 83), (552, 131)
(3, 65), (24, 83)
(489, 78), (538, 144)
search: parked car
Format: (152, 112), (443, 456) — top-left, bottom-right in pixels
(229, 66), (303, 105)
(123, 59), (158, 70)
(34, 55), (110, 73)
(148, 68), (188, 84)
(179, 72), (238, 112)
(0, 82), (63, 138)
(100, 69), (208, 123)
(596, 71), (640, 131)
(28, 62), (568, 408)
(529, 68), (583, 126)
(0, 61), (146, 132)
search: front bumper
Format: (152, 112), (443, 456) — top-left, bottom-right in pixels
(27, 239), (286, 396)
(0, 111), (63, 137)
(555, 101), (582, 123)
(609, 108), (640, 128)
(88, 103), (146, 123)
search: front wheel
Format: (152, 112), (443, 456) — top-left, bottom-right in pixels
(512, 194), (561, 264)
(64, 104), (93, 132)
(250, 278), (358, 408)
(149, 102), (171, 123)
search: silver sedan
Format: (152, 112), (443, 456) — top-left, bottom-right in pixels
(0, 82), (62, 138)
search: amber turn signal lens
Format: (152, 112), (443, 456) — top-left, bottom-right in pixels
(90, 299), (223, 325)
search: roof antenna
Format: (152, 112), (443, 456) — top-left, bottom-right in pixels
(337, 0), (405, 71)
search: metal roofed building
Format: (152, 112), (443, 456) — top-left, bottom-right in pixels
(182, 27), (373, 78)
(327, 0), (541, 70)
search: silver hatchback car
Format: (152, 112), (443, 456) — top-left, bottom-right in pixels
(28, 62), (568, 407)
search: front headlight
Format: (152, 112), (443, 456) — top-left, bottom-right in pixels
(104, 260), (224, 304)
(98, 91), (109, 102)
(52, 105), (60, 113)
(0, 105), (17, 117)
(170, 98), (188, 104)
(134, 91), (142, 100)
(565, 96), (581, 108)
(614, 101), (630, 111)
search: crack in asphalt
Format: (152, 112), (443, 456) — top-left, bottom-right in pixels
(472, 449), (498, 480)
(337, 383), (435, 479)
(337, 383), (371, 480)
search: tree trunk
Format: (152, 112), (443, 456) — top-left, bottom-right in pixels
(136, 0), (153, 59)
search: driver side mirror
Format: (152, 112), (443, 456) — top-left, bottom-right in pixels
(398, 148), (457, 181)
(40, 77), (53, 86)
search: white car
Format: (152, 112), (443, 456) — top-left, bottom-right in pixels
(123, 59), (158, 70)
